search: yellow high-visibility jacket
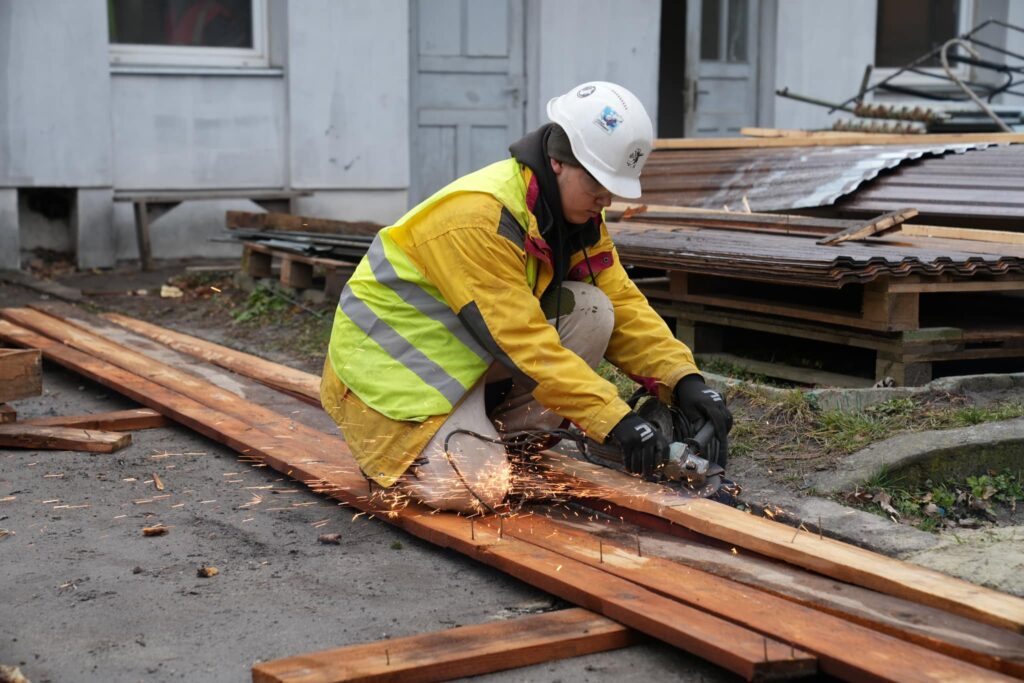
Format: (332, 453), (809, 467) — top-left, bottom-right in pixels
(322, 158), (699, 486)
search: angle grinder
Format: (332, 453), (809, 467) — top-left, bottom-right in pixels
(583, 390), (738, 501)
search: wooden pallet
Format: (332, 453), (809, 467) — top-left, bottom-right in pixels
(0, 348), (42, 403)
(241, 242), (356, 300)
(639, 275), (1024, 386)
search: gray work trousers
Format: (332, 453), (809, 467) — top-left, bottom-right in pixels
(396, 282), (615, 514)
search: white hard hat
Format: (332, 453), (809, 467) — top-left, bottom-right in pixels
(546, 81), (654, 199)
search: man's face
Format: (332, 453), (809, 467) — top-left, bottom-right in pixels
(551, 158), (613, 224)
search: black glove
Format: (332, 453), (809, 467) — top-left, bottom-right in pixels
(674, 374), (733, 444)
(607, 412), (669, 479)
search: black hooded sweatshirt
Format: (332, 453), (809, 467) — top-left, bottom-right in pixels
(508, 124), (603, 298)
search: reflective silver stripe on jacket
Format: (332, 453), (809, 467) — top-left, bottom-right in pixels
(363, 239), (491, 361)
(338, 287), (470, 406)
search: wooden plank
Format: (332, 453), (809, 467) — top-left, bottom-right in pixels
(653, 132), (1024, 150)
(115, 190), (311, 203)
(817, 209), (919, 246)
(535, 451), (1024, 635)
(695, 352), (875, 388)
(20, 408), (167, 431)
(0, 348), (42, 403)
(901, 224), (1024, 246)
(740, 127), (871, 139)
(559, 513), (1024, 679)
(0, 424), (131, 453)
(0, 318), (814, 682)
(14, 313), (1024, 679)
(252, 608), (634, 683)
(0, 403), (15, 423)
(98, 312), (320, 404)
(493, 513), (1021, 682)
(226, 210), (381, 237)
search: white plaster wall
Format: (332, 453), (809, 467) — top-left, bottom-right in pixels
(288, 1), (410, 189)
(111, 75), (287, 190)
(771, 0), (877, 130)
(293, 190), (409, 226)
(526, 0), (661, 130)
(113, 200), (250, 261)
(0, 0), (112, 187)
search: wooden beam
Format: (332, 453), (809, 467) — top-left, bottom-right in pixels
(21, 408), (167, 431)
(0, 424), (131, 453)
(900, 224), (1024, 246)
(0, 315), (815, 682)
(37, 308), (1024, 639)
(7, 310), (1022, 681)
(0, 348), (42, 403)
(816, 208), (919, 246)
(653, 132), (1024, 150)
(536, 451), (1024, 635)
(560, 512), (1024, 679)
(98, 312), (320, 404)
(492, 513), (1022, 682)
(253, 608), (634, 683)
(226, 210), (381, 237)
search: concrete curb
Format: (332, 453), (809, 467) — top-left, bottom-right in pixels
(805, 417), (1024, 494)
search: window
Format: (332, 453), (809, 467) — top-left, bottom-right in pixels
(109, 0), (268, 68)
(700, 0), (749, 64)
(875, 0), (961, 68)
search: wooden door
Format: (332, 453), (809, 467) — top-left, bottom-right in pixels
(410, 0), (526, 203)
(694, 0), (760, 136)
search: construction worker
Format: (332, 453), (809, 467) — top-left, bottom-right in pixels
(321, 81), (732, 514)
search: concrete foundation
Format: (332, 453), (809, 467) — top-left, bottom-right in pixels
(0, 189), (18, 270)
(74, 188), (116, 269)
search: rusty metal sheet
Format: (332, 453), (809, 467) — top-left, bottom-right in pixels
(609, 222), (1024, 287)
(839, 144), (1024, 220)
(639, 143), (994, 212)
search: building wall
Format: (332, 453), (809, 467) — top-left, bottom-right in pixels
(770, 0), (876, 130)
(0, 0), (112, 187)
(525, 0), (661, 130)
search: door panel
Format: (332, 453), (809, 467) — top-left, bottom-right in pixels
(412, 0), (525, 203)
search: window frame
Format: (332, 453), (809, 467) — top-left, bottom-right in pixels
(109, 0), (269, 69)
(872, 0), (975, 92)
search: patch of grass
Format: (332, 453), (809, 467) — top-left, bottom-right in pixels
(701, 357), (770, 385)
(231, 284), (288, 324)
(596, 360), (636, 401)
(390, 540), (403, 550)
(851, 468), (1024, 532)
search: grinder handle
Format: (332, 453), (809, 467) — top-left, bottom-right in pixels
(687, 421), (716, 454)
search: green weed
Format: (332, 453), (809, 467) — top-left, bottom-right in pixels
(231, 284), (288, 324)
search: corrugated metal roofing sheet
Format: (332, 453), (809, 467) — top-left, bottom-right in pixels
(639, 142), (993, 213)
(609, 221), (1024, 287)
(839, 144), (1024, 220)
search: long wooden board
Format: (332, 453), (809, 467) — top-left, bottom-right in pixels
(0, 348), (42, 403)
(4, 313), (1019, 679)
(99, 312), (320, 405)
(21, 408), (167, 431)
(816, 208), (919, 246)
(537, 451), (1024, 635)
(653, 132), (1024, 150)
(253, 608), (633, 683)
(0, 317), (813, 682)
(85, 310), (1024, 635)
(491, 513), (1021, 682)
(0, 424), (131, 453)
(555, 511), (1024, 678)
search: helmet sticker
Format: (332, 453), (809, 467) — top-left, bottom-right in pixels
(576, 85), (596, 98)
(626, 147), (645, 169)
(594, 106), (623, 134)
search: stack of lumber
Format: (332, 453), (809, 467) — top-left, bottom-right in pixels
(609, 203), (1024, 386)
(2, 303), (1022, 682)
(223, 210), (377, 299)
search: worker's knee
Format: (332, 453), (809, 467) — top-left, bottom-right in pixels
(398, 440), (512, 514)
(550, 282), (614, 366)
